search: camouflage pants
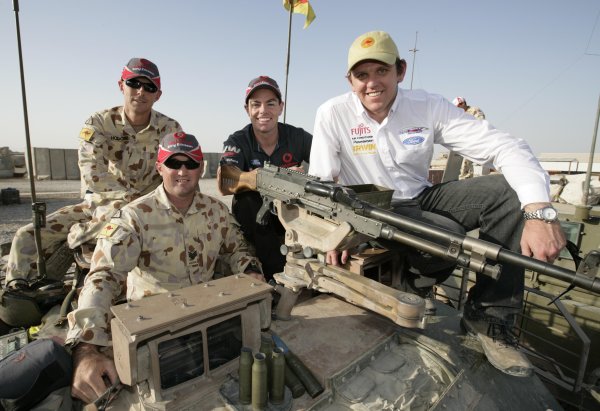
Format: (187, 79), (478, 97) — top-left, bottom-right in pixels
(5, 197), (127, 286)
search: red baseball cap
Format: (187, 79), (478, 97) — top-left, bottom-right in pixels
(452, 96), (466, 106)
(157, 132), (204, 163)
(121, 58), (161, 89)
(245, 76), (282, 104)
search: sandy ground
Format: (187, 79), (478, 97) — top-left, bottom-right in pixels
(0, 178), (231, 247)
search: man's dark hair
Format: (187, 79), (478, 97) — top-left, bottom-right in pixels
(395, 58), (407, 75)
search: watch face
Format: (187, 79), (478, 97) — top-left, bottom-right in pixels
(542, 207), (558, 221)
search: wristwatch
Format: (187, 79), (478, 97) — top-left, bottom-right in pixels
(522, 206), (559, 223)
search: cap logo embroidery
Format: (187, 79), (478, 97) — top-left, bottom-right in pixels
(132, 67), (152, 75)
(246, 81), (275, 94)
(245, 76), (282, 103)
(361, 37), (375, 48)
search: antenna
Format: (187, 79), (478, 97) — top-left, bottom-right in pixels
(283, 4), (294, 124)
(13, 0), (47, 278)
(409, 31), (419, 90)
(582, 94), (600, 206)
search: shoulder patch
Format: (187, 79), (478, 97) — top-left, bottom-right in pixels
(100, 223), (119, 237)
(79, 127), (95, 141)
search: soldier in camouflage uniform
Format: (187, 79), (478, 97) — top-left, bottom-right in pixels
(453, 96), (486, 121)
(452, 96), (486, 180)
(66, 132), (263, 404)
(4, 58), (182, 287)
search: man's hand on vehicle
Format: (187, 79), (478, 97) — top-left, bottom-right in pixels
(71, 342), (119, 404)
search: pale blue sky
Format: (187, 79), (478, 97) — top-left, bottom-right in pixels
(1, 0), (599, 155)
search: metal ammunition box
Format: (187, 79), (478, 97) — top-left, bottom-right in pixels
(347, 184), (393, 209)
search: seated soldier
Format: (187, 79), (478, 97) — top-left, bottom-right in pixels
(65, 132), (263, 405)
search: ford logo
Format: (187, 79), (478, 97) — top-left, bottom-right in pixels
(403, 136), (425, 145)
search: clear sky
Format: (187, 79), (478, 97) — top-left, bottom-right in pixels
(1, 0), (599, 156)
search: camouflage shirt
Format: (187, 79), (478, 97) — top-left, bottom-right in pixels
(66, 185), (260, 347)
(78, 106), (182, 202)
(466, 106), (486, 120)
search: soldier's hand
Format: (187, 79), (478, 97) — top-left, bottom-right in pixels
(246, 271), (266, 282)
(71, 342), (118, 404)
(325, 250), (349, 266)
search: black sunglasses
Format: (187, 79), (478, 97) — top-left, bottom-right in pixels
(124, 78), (158, 93)
(163, 157), (201, 170)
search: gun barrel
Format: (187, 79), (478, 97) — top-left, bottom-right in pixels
(365, 207), (475, 252)
(304, 178), (599, 294)
(376, 205), (600, 293)
(498, 249), (600, 293)
(380, 226), (501, 279)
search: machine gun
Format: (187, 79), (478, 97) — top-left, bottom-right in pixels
(219, 164), (600, 328)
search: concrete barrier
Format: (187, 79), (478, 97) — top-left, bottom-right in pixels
(202, 152), (221, 179)
(65, 150), (80, 180)
(0, 147), (13, 178)
(13, 147), (213, 181)
(49, 149), (67, 180)
(33, 147), (51, 179)
(31, 148), (79, 180)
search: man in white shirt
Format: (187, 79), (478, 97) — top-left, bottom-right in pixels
(309, 30), (565, 378)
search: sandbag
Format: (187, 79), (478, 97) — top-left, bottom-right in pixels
(559, 173), (600, 206)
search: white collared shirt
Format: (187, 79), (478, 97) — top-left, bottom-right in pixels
(309, 87), (549, 206)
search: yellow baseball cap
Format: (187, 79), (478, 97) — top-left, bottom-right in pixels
(347, 31), (400, 72)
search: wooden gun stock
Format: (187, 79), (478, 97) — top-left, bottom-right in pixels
(217, 165), (259, 195)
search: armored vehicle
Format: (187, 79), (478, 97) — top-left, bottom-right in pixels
(101, 273), (564, 411)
